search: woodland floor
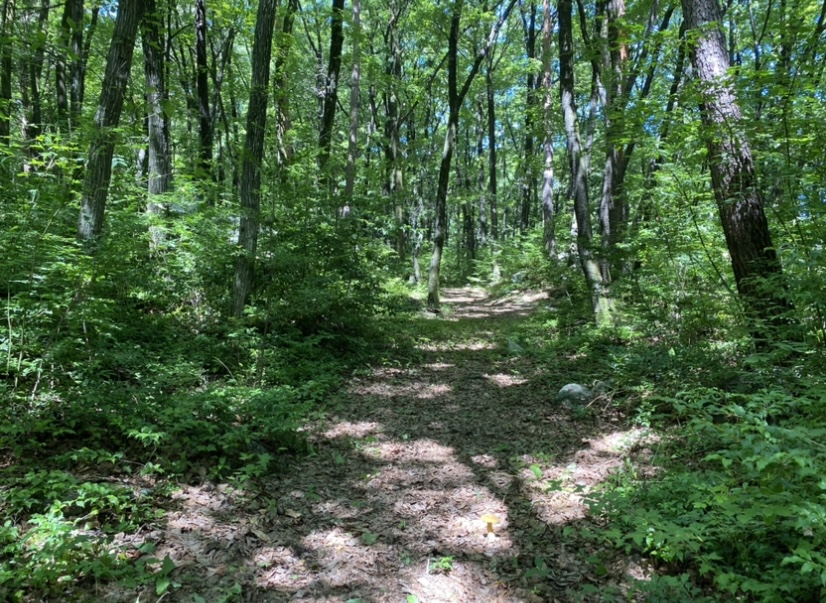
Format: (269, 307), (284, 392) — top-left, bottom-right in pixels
(106, 288), (658, 603)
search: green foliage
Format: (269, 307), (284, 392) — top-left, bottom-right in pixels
(588, 379), (826, 602)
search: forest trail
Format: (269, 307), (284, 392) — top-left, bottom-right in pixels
(149, 288), (652, 603)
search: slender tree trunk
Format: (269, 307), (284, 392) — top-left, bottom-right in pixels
(195, 0), (212, 179)
(344, 0), (360, 198)
(274, 0), (298, 173)
(318, 0), (345, 177)
(560, 0), (612, 323)
(384, 0), (405, 256)
(598, 0), (627, 283)
(77, 5), (99, 113)
(520, 0), (537, 233)
(682, 0), (792, 336)
(541, 0), (555, 256)
(19, 0), (48, 149)
(56, 0), (83, 131)
(486, 61), (498, 240)
(0, 0), (12, 145)
(77, 0), (145, 242)
(142, 0), (172, 248)
(232, 0), (278, 317)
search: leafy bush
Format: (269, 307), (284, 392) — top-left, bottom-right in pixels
(588, 383), (826, 602)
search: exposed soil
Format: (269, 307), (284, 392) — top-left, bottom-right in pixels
(105, 288), (655, 603)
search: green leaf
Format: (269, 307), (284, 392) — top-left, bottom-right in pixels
(529, 464), (543, 479)
(361, 532), (378, 545)
(161, 554), (176, 575)
(156, 577), (170, 595)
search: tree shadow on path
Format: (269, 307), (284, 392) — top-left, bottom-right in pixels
(142, 288), (655, 603)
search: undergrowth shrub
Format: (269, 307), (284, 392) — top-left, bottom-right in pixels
(588, 381), (826, 602)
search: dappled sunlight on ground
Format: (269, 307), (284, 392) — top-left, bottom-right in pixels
(485, 372), (529, 387)
(322, 421), (383, 439)
(105, 289), (655, 602)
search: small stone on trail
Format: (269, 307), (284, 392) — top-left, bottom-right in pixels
(556, 383), (592, 406)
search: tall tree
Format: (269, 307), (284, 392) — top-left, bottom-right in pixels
(540, 0), (555, 256)
(232, 0), (278, 316)
(383, 0), (405, 254)
(142, 0), (171, 195)
(681, 0), (792, 337)
(56, 0), (84, 131)
(19, 0), (49, 149)
(195, 0), (213, 179)
(559, 0), (611, 323)
(318, 0), (345, 177)
(77, 0), (146, 241)
(142, 0), (172, 242)
(519, 0), (538, 233)
(427, 0), (517, 309)
(0, 0), (12, 145)
(274, 0), (299, 173)
(344, 0), (361, 198)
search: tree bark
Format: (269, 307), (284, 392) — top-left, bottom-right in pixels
(682, 0), (792, 335)
(541, 0), (555, 256)
(520, 0), (538, 234)
(485, 60), (498, 240)
(142, 0), (172, 247)
(560, 0), (612, 323)
(56, 0), (83, 132)
(142, 0), (171, 197)
(344, 0), (360, 198)
(274, 0), (298, 173)
(232, 0), (278, 317)
(19, 0), (49, 149)
(318, 0), (345, 177)
(383, 0), (405, 255)
(195, 0), (212, 179)
(0, 0), (12, 145)
(77, 0), (145, 242)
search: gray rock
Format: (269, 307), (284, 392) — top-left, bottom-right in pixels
(556, 383), (592, 406)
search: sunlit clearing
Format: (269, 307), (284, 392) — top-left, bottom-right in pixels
(359, 438), (456, 463)
(416, 341), (496, 351)
(484, 373), (528, 387)
(322, 421), (383, 439)
(350, 381), (453, 398)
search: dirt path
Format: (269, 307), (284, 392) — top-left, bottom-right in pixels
(140, 288), (651, 603)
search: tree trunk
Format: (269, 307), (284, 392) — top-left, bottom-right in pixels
(0, 0), (12, 145)
(318, 0), (345, 177)
(77, 0), (145, 242)
(598, 0), (627, 283)
(682, 0), (792, 336)
(231, 0), (278, 317)
(142, 0), (172, 247)
(274, 0), (298, 173)
(559, 0), (612, 324)
(344, 0), (360, 198)
(19, 0), (49, 149)
(195, 0), (212, 179)
(520, 0), (537, 234)
(485, 61), (498, 240)
(77, 5), (99, 114)
(384, 0), (405, 256)
(56, 0), (83, 132)
(541, 0), (555, 256)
